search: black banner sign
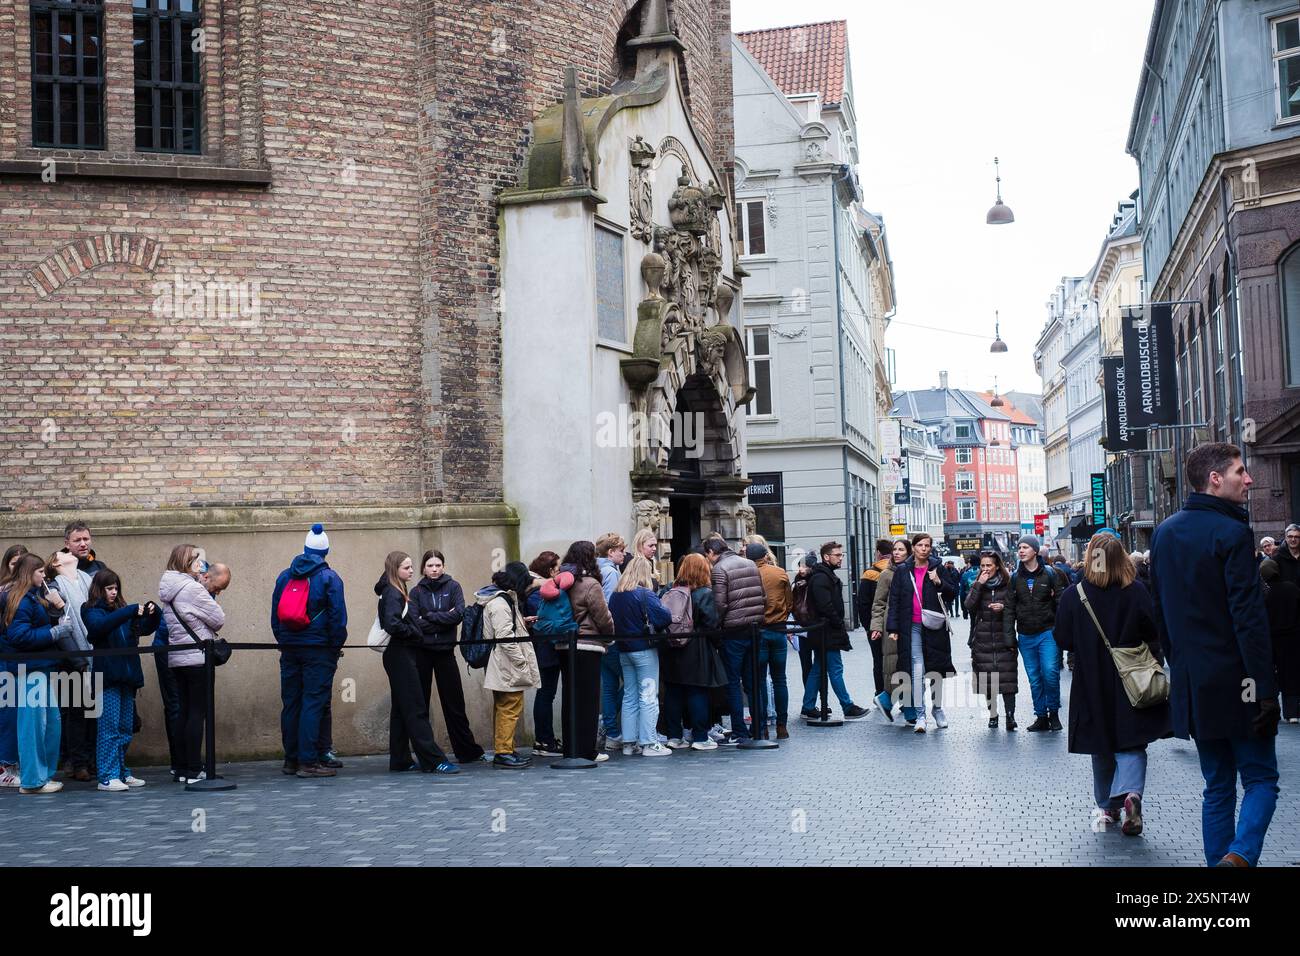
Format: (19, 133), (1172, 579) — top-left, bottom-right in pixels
(1120, 304), (1179, 427)
(1101, 356), (1147, 450)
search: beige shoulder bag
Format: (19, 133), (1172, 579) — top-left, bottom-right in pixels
(1077, 586), (1169, 709)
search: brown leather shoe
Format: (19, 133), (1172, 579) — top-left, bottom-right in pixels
(295, 763), (337, 778)
(73, 768), (92, 782)
(776, 724), (790, 740)
(1215, 852), (1249, 867)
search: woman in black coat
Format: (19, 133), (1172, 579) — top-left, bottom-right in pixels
(964, 551), (1019, 730)
(1055, 535), (1171, 836)
(376, 551), (456, 774)
(886, 533), (956, 732)
(1259, 559), (1300, 722)
(658, 553), (728, 750)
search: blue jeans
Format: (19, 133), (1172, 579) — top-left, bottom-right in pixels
(1018, 629), (1060, 715)
(619, 649), (660, 745)
(721, 637), (754, 739)
(908, 623), (944, 715)
(0, 673), (17, 767)
(1091, 747), (1147, 811)
(17, 670), (62, 789)
(802, 648), (852, 711)
(756, 630), (789, 726)
(662, 681), (709, 740)
(279, 647), (338, 765)
(1195, 735), (1280, 867)
(533, 663), (561, 746)
(600, 647), (622, 737)
(96, 686), (135, 786)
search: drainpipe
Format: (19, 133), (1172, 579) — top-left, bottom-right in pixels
(832, 167), (855, 624)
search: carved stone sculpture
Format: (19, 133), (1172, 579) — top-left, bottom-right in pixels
(667, 165), (713, 236)
(629, 136), (656, 242)
(633, 498), (663, 534)
(736, 504), (757, 537)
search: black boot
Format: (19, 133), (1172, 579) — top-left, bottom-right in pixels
(1005, 713), (1017, 731)
(1026, 715), (1050, 732)
(1048, 710), (1063, 732)
(988, 712), (999, 729)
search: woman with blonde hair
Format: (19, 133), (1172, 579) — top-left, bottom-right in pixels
(159, 543), (225, 783)
(1055, 533), (1171, 836)
(376, 551), (458, 775)
(608, 555), (673, 756)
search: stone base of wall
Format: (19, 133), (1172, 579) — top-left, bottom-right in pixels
(0, 503), (523, 762)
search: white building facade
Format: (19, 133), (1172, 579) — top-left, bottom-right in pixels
(732, 23), (894, 588)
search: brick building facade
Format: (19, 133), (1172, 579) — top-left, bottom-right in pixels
(0, 0), (736, 759)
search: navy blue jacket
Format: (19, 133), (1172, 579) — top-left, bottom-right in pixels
(270, 553), (348, 648)
(885, 556), (957, 674)
(82, 601), (159, 690)
(0, 586), (62, 671)
(609, 587), (672, 652)
(1150, 493), (1276, 740)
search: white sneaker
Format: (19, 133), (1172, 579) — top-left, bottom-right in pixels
(913, 719), (927, 734)
(604, 736), (623, 751)
(641, 742), (671, 757)
(621, 742), (642, 756)
(123, 776), (146, 788)
(97, 779), (129, 792)
(707, 725), (727, 743)
(0, 768), (20, 788)
(20, 780), (63, 794)
(690, 739), (719, 751)
(1289, 718), (1299, 724)
(180, 771), (207, 783)
(665, 738), (690, 750)
(933, 709), (949, 729)
(594, 753), (610, 763)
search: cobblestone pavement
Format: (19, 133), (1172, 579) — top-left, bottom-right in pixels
(2, 617), (1297, 867)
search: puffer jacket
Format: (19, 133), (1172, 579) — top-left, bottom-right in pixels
(1007, 562), (1063, 636)
(83, 601), (160, 690)
(964, 572), (1018, 698)
(808, 562), (852, 651)
(0, 586), (63, 672)
(563, 571), (615, 652)
(478, 586), (540, 692)
(525, 572), (559, 669)
(710, 551), (765, 628)
(408, 573), (464, 649)
(159, 570), (225, 668)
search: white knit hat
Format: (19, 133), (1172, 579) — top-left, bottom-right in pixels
(304, 523), (330, 555)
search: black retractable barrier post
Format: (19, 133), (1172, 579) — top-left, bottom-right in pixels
(738, 624), (777, 749)
(186, 641), (236, 792)
(551, 633), (596, 770)
(803, 623), (842, 728)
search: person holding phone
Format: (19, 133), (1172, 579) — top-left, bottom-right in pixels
(82, 569), (161, 791)
(965, 551), (1019, 730)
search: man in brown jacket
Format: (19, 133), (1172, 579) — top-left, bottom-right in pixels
(749, 543), (793, 738)
(706, 538), (765, 744)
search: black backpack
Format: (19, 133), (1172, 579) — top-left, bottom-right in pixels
(458, 593), (506, 670)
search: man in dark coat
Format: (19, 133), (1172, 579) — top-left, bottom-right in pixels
(1274, 524), (1300, 586)
(1150, 443), (1280, 867)
(802, 542), (869, 721)
(1007, 535), (1065, 732)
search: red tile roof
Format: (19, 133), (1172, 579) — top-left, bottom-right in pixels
(736, 20), (848, 107)
(977, 392), (1037, 426)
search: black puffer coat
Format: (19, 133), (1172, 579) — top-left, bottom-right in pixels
(964, 572), (1018, 699)
(808, 562), (852, 651)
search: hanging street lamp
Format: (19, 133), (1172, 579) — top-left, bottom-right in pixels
(986, 156), (1015, 225)
(989, 311), (1008, 353)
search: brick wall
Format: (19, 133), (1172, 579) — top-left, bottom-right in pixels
(0, 0), (733, 513)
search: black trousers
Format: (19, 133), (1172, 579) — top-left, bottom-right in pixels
(384, 641), (448, 769)
(798, 635), (826, 708)
(153, 652), (183, 774)
(557, 648), (602, 760)
(412, 647), (484, 762)
(174, 665), (207, 775)
(62, 673), (97, 772)
(866, 631), (885, 695)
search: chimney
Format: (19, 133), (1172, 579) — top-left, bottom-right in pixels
(939, 371), (949, 390)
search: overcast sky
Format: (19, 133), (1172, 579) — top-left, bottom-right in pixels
(731, 0), (1155, 396)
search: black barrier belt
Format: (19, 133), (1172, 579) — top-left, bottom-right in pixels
(0, 620), (826, 660)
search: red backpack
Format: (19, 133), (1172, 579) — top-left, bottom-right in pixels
(277, 577), (312, 631)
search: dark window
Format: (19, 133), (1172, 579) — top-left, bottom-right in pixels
(30, 0), (104, 149)
(133, 0), (202, 153)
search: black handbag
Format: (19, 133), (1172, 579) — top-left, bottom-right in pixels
(164, 600), (232, 667)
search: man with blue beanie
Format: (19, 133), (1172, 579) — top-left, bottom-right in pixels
(271, 524), (348, 778)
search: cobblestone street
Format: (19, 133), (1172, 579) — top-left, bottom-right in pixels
(3, 617), (1296, 867)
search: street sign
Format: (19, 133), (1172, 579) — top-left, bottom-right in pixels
(955, 537), (982, 552)
(1090, 473), (1107, 529)
(894, 449), (911, 505)
(1034, 513), (1047, 535)
(889, 523), (907, 537)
